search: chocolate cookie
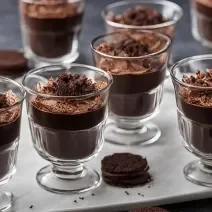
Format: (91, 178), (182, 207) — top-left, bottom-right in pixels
(130, 207), (168, 212)
(101, 153), (151, 188)
(0, 50), (28, 77)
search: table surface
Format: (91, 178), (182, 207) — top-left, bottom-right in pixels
(1, 0), (212, 211)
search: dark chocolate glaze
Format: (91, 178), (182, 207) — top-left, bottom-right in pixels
(24, 13), (83, 58)
(29, 104), (106, 131)
(109, 66), (166, 117)
(179, 99), (212, 154)
(0, 116), (21, 146)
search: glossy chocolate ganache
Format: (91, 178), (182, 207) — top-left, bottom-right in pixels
(179, 70), (212, 154)
(0, 91), (21, 179)
(29, 73), (107, 160)
(96, 33), (167, 117)
(22, 0), (84, 58)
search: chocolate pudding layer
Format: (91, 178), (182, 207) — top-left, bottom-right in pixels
(96, 33), (167, 117)
(29, 73), (107, 160)
(22, 0), (83, 58)
(179, 70), (212, 154)
(0, 91), (21, 180)
(194, 0), (212, 42)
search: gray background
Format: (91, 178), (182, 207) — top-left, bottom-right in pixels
(1, 0), (212, 211)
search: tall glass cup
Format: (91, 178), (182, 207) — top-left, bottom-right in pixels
(102, 0), (183, 71)
(91, 30), (170, 145)
(22, 64), (112, 193)
(0, 78), (25, 211)
(171, 55), (212, 187)
(19, 0), (85, 68)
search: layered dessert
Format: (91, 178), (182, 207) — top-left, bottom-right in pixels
(28, 73), (107, 160)
(193, 0), (212, 42)
(106, 5), (174, 38)
(96, 33), (167, 118)
(21, 0), (84, 58)
(0, 91), (21, 179)
(179, 70), (212, 154)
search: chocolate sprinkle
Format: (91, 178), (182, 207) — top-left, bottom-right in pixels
(73, 200), (77, 203)
(29, 205), (33, 209)
(125, 191), (130, 195)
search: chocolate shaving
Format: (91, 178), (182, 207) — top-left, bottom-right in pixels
(37, 73), (106, 96)
(181, 70), (212, 107)
(109, 6), (165, 26)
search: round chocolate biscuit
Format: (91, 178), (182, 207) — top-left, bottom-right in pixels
(102, 153), (148, 174)
(0, 50), (28, 77)
(103, 172), (151, 188)
(130, 208), (168, 212)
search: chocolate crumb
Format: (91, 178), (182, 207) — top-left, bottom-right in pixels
(125, 191), (130, 195)
(109, 6), (166, 26)
(37, 73), (106, 96)
(29, 205), (33, 209)
(73, 200), (77, 203)
(92, 193), (95, 196)
(79, 197), (84, 200)
(142, 195), (144, 197)
(138, 193), (141, 195)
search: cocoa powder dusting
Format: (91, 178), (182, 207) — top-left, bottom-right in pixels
(181, 70), (212, 107)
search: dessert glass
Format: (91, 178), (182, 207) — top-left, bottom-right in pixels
(19, 0), (85, 68)
(91, 30), (171, 146)
(0, 77), (25, 211)
(102, 0), (183, 71)
(171, 55), (212, 187)
(22, 64), (113, 193)
(191, 0), (212, 48)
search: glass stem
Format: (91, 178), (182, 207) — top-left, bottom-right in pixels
(51, 163), (85, 180)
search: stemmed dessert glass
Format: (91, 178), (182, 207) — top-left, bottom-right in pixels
(171, 55), (212, 187)
(91, 30), (171, 145)
(0, 77), (25, 211)
(22, 64), (113, 193)
(102, 0), (183, 71)
(19, 0), (85, 68)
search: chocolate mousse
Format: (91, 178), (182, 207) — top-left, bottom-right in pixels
(194, 0), (212, 42)
(29, 73), (107, 160)
(22, 0), (84, 58)
(179, 70), (212, 154)
(96, 33), (167, 118)
(0, 91), (21, 179)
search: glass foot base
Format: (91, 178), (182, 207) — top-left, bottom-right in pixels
(36, 165), (101, 194)
(105, 121), (161, 146)
(0, 190), (13, 212)
(184, 160), (212, 187)
(31, 52), (79, 68)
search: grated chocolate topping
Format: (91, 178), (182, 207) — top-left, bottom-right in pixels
(180, 70), (212, 107)
(37, 73), (106, 96)
(109, 6), (166, 26)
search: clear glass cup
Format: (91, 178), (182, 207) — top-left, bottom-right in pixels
(0, 77), (25, 211)
(19, 0), (85, 68)
(102, 0), (183, 70)
(22, 64), (113, 193)
(171, 55), (212, 187)
(191, 0), (212, 48)
(91, 30), (171, 146)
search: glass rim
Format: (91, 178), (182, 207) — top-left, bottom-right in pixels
(0, 77), (26, 112)
(91, 30), (171, 60)
(170, 54), (212, 90)
(101, 0), (183, 29)
(21, 0), (83, 4)
(22, 63), (113, 99)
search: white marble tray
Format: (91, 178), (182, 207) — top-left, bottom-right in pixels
(7, 81), (212, 212)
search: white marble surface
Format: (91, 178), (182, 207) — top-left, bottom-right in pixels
(5, 80), (212, 212)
